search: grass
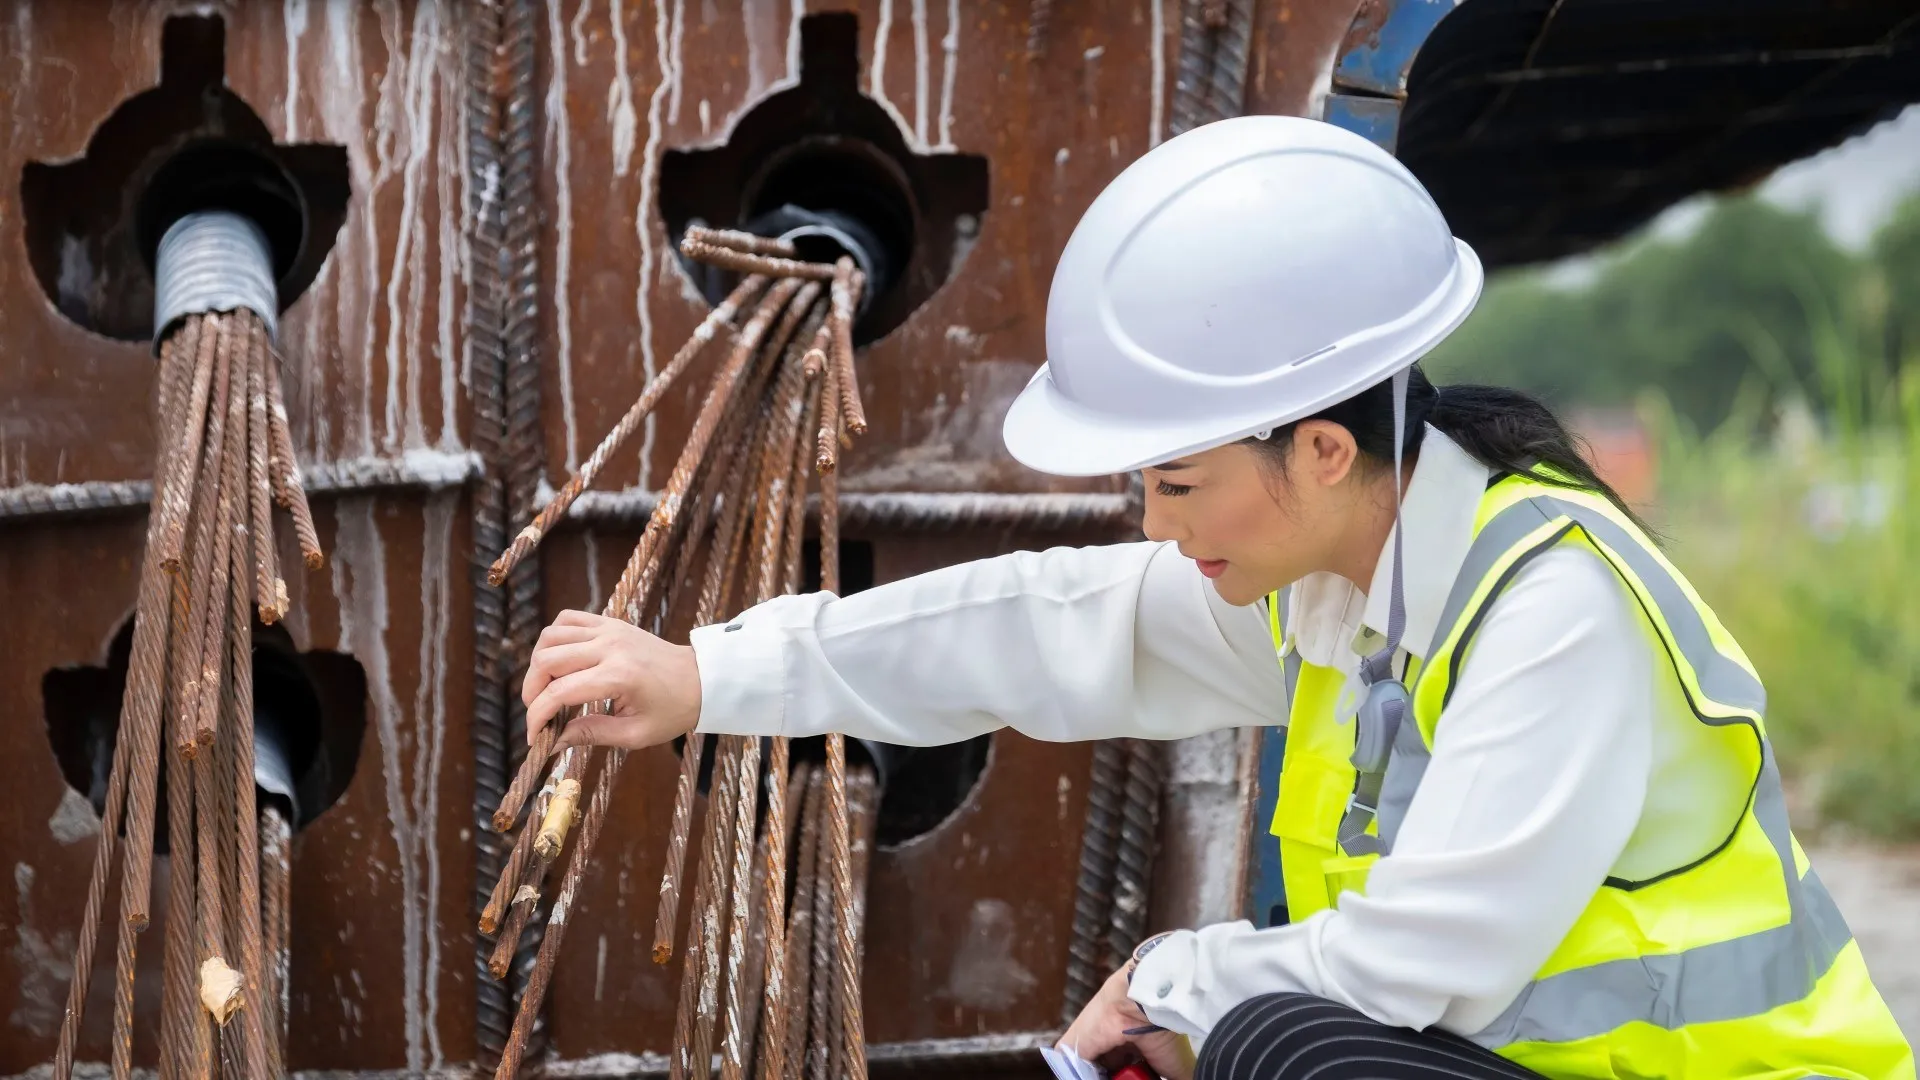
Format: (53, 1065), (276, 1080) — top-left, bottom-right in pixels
(1643, 317), (1920, 839)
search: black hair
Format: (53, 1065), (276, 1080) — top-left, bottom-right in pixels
(1248, 364), (1652, 534)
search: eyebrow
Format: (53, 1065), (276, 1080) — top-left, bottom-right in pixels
(1150, 460), (1195, 472)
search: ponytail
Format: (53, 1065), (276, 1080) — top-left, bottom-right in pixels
(1248, 364), (1651, 535)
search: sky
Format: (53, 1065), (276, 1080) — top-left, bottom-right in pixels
(1644, 103), (1920, 249)
(1541, 104), (1920, 286)
(1758, 104), (1920, 248)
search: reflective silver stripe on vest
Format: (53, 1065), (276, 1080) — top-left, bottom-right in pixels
(1367, 488), (1850, 1047)
(1431, 494), (1766, 718)
(1470, 752), (1852, 1048)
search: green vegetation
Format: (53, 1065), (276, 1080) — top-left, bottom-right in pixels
(1432, 192), (1920, 839)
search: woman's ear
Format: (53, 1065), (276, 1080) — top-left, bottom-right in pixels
(1291, 420), (1358, 490)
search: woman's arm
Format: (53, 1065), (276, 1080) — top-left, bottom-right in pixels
(694, 539), (1283, 744)
(522, 539), (1284, 750)
(1127, 545), (1656, 1038)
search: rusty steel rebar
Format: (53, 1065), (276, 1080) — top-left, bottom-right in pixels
(652, 441), (767, 964)
(247, 326), (286, 624)
(155, 318), (222, 574)
(766, 766), (825, 1080)
(680, 237), (837, 281)
(829, 261), (869, 438)
(159, 682), (199, 1080)
(61, 308), (318, 1080)
(184, 320), (247, 755)
(110, 319), (235, 1078)
(488, 274), (770, 587)
(481, 802), (542, 935)
(485, 242), (884, 1077)
(263, 354), (324, 571)
(716, 731), (768, 1080)
(688, 736), (749, 1080)
(685, 225), (800, 259)
(56, 331), (191, 1080)
(225, 507), (274, 1078)
(670, 840), (720, 1080)
(259, 803), (293, 1076)
(844, 764), (879, 1076)
(814, 340), (843, 475)
(491, 279), (804, 828)
(824, 741), (858, 1080)
(805, 758), (837, 1080)
(493, 745), (630, 1079)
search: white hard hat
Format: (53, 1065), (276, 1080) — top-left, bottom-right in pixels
(1003, 115), (1484, 477)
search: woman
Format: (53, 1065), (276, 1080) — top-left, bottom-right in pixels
(519, 117), (1913, 1079)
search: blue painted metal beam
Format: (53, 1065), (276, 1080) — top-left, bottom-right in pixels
(1322, 93), (1403, 154)
(1332, 0), (1464, 100)
(1245, 725), (1289, 927)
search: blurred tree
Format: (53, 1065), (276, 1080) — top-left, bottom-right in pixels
(1427, 197), (1862, 429)
(1870, 192), (1920, 361)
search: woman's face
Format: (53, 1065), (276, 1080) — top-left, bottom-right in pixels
(1139, 421), (1363, 606)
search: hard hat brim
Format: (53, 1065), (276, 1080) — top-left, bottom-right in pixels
(1003, 237), (1484, 478)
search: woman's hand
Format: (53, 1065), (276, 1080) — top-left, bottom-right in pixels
(521, 610), (703, 750)
(1059, 964), (1195, 1080)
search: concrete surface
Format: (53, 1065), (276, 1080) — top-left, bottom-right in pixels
(1812, 841), (1920, 1040)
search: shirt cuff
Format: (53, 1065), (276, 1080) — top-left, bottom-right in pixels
(1125, 928), (1209, 1038)
(689, 614), (788, 737)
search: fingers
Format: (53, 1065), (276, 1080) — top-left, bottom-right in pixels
(554, 711), (613, 750)
(525, 670), (613, 744)
(553, 608), (616, 629)
(523, 641), (606, 707)
(535, 622), (598, 651)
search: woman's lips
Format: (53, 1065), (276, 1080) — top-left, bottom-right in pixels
(1194, 558), (1228, 579)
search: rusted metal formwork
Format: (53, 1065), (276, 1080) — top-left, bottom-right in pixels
(6, 0), (1915, 1076)
(0, 3), (1348, 1074)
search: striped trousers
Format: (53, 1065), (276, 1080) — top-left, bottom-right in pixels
(1194, 994), (1543, 1080)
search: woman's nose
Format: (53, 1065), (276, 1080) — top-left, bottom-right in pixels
(1140, 492), (1186, 544)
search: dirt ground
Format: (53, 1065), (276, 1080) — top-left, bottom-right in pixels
(1811, 840), (1920, 1040)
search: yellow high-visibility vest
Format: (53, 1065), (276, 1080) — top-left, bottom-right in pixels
(1266, 473), (1914, 1079)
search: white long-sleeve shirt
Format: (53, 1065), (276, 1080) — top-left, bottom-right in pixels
(691, 428), (1748, 1040)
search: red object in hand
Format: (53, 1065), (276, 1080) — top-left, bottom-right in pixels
(1113, 1066), (1158, 1080)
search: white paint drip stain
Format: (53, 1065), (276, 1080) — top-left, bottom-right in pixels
(414, 492), (455, 1066)
(742, 0), (778, 101)
(547, 0), (582, 471)
(331, 497), (448, 1070)
(294, 0), (463, 464)
(911, 0), (930, 145)
(389, 1), (444, 453)
(786, 0), (803, 79)
(1150, 0), (1167, 147)
(667, 0), (687, 122)
(607, 0), (638, 176)
(284, 0), (310, 138)
(595, 934), (609, 1003)
(867, 0), (920, 149)
(571, 0), (595, 65)
(937, 0), (959, 150)
(633, 0), (673, 484)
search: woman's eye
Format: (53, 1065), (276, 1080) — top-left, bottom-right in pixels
(1155, 480), (1193, 497)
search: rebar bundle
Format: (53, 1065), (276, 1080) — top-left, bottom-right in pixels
(53, 308), (324, 1080)
(482, 232), (879, 1079)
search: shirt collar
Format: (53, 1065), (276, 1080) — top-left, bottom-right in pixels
(1284, 425), (1490, 669)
